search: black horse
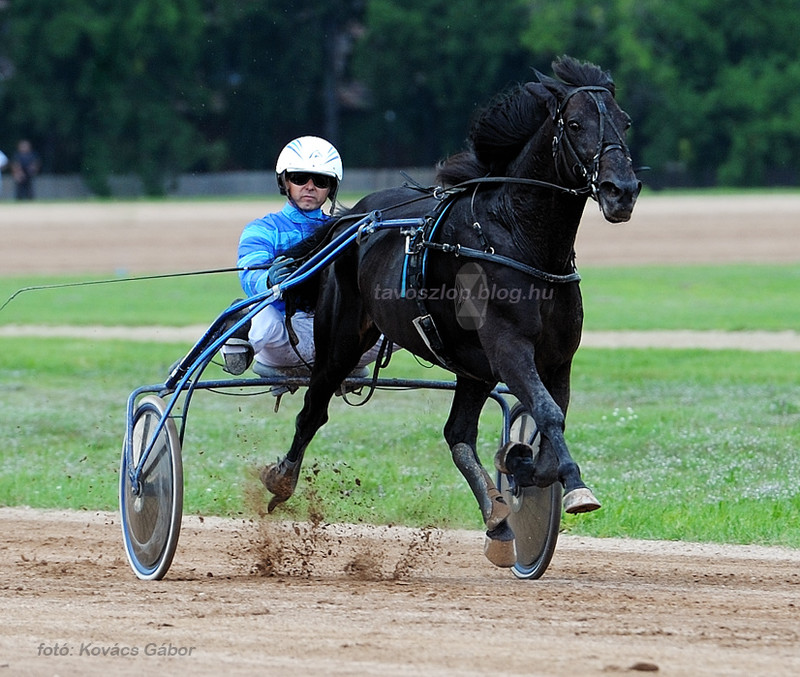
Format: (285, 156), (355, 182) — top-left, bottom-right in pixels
(261, 56), (641, 566)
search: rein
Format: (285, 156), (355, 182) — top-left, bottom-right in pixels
(419, 240), (581, 284)
(439, 175), (592, 198)
(0, 265), (251, 314)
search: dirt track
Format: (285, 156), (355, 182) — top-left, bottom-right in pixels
(3, 508), (800, 677)
(2, 195), (800, 676)
(1, 193), (800, 275)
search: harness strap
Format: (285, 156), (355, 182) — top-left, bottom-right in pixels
(421, 241), (581, 284)
(400, 198), (455, 297)
(444, 175), (591, 197)
(400, 192), (580, 377)
(411, 313), (468, 375)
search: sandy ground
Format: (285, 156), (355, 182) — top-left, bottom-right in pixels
(1, 325), (799, 351)
(2, 507), (800, 677)
(1, 194), (800, 676)
(1, 193), (799, 275)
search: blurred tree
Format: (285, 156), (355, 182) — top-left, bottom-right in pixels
(1, 0), (799, 191)
(3, 0), (208, 195)
(520, 0), (671, 184)
(520, 0), (800, 186)
(345, 0), (531, 166)
(202, 0), (365, 172)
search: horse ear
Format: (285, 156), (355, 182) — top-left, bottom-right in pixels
(525, 81), (559, 119)
(534, 70), (569, 102)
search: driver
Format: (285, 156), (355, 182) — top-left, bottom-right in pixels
(222, 136), (342, 374)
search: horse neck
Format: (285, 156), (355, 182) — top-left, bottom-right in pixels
(501, 148), (588, 274)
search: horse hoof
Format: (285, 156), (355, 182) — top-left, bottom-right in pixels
(494, 441), (534, 475)
(483, 522), (516, 567)
(563, 487), (601, 514)
(260, 457), (300, 512)
(484, 535), (516, 568)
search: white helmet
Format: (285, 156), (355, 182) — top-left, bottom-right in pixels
(275, 136), (342, 198)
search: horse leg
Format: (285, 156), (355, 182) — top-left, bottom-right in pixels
(260, 357), (357, 511)
(493, 348), (601, 514)
(541, 361), (601, 513)
(443, 378), (516, 567)
(261, 265), (378, 512)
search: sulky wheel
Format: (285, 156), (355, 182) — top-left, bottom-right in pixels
(498, 402), (561, 580)
(119, 395), (183, 580)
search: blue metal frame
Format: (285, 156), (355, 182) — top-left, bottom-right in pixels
(122, 211), (505, 494)
(125, 373), (516, 495)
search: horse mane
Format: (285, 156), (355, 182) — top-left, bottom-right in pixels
(435, 84), (544, 186)
(436, 55), (614, 186)
(552, 55), (615, 94)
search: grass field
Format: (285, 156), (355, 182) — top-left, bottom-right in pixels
(1, 339), (798, 546)
(1, 262), (799, 547)
(2, 262), (799, 331)
(582, 264), (800, 330)
(0, 256), (800, 547)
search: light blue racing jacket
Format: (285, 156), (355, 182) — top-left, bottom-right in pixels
(237, 202), (330, 312)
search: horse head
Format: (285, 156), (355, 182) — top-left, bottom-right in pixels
(534, 57), (641, 223)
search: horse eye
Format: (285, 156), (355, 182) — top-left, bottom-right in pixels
(568, 120), (581, 132)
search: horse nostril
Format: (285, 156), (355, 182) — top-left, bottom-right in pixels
(602, 179), (640, 201)
(600, 181), (621, 198)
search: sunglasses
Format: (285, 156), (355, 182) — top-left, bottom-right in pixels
(285, 172), (334, 190)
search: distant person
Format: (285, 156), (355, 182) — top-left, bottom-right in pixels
(0, 149), (7, 197)
(11, 140), (41, 200)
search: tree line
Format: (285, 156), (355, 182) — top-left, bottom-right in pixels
(1, 0), (798, 195)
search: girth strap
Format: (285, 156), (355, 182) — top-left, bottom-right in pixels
(411, 313), (466, 375)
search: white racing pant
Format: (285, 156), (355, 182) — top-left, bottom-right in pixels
(249, 305), (386, 369)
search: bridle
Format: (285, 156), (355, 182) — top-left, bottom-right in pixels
(332, 85), (638, 289)
(406, 85), (635, 203)
(551, 85), (633, 200)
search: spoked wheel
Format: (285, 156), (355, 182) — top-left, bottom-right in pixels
(120, 395), (183, 580)
(498, 403), (561, 580)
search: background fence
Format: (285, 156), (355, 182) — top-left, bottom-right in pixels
(0, 167), (438, 201)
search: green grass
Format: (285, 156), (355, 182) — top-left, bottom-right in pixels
(581, 264), (800, 331)
(0, 274), (243, 327)
(564, 349), (800, 546)
(3, 263), (798, 330)
(1, 261), (799, 547)
(1, 336), (798, 547)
